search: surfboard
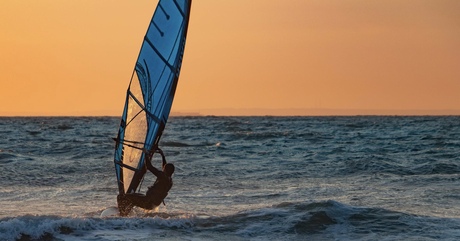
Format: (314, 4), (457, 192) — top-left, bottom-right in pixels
(100, 207), (120, 217)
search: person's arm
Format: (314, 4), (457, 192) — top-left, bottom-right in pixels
(157, 148), (167, 169)
(146, 155), (161, 177)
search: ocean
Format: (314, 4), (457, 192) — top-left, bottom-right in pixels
(0, 116), (459, 240)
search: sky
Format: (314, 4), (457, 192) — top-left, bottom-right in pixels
(1, 0), (459, 116)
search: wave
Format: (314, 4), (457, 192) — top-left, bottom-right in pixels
(2, 201), (459, 241)
(161, 141), (220, 147)
(411, 161), (460, 175)
(0, 152), (16, 163)
(339, 156), (460, 177)
(0, 213), (194, 241)
(196, 201), (460, 240)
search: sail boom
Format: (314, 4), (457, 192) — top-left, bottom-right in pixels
(115, 161), (141, 172)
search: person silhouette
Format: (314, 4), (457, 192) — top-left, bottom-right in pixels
(117, 149), (174, 216)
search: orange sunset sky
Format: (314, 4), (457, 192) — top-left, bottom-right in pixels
(1, 0), (459, 116)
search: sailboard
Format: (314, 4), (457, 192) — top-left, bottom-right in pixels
(113, 0), (192, 199)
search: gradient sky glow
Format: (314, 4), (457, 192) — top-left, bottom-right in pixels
(1, 0), (459, 116)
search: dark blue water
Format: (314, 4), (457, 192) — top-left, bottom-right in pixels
(0, 116), (459, 240)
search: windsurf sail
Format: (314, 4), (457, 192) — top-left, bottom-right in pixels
(113, 0), (192, 195)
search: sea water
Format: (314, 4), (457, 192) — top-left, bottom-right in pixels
(0, 116), (459, 241)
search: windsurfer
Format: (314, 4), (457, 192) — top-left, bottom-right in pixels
(117, 149), (174, 216)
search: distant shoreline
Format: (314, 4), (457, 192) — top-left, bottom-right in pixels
(171, 108), (460, 117)
(1, 108), (460, 117)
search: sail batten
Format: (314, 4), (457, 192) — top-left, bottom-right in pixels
(113, 0), (192, 195)
(145, 37), (175, 70)
(172, 0), (186, 17)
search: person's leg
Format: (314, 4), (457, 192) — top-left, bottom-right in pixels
(117, 193), (154, 216)
(126, 193), (153, 209)
(117, 194), (134, 216)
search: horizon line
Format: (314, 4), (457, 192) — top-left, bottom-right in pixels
(1, 108), (460, 117)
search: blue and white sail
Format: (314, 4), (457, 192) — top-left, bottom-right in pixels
(113, 0), (192, 195)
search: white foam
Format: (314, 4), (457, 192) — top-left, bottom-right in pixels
(0, 213), (196, 241)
